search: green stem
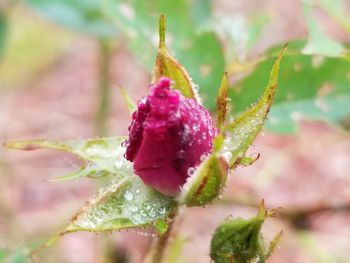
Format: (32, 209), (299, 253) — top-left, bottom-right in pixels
(95, 39), (111, 136)
(151, 225), (173, 263)
(147, 207), (184, 263)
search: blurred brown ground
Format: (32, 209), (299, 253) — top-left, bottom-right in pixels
(0, 0), (350, 262)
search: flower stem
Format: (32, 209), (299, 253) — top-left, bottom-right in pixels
(146, 207), (185, 263)
(151, 222), (174, 263)
(95, 38), (111, 136)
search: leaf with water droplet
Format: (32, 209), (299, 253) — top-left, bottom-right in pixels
(5, 137), (130, 181)
(152, 15), (200, 101)
(216, 72), (228, 129)
(178, 154), (228, 207)
(210, 201), (282, 263)
(42, 176), (176, 247)
(223, 44), (287, 168)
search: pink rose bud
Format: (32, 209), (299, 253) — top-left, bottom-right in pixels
(124, 78), (217, 196)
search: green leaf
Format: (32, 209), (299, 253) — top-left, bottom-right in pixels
(210, 202), (282, 263)
(237, 155), (260, 167)
(154, 219), (169, 235)
(224, 44), (287, 166)
(230, 41), (350, 133)
(10, 248), (31, 263)
(216, 72), (228, 129)
(302, 2), (345, 57)
(26, 0), (118, 38)
(5, 137), (130, 181)
(176, 31), (225, 109)
(0, 249), (8, 262)
(0, 9), (73, 88)
(190, 0), (213, 32)
(152, 15), (200, 101)
(0, 248), (31, 263)
(0, 12), (7, 58)
(47, 176), (176, 241)
(118, 85), (137, 115)
(178, 154), (228, 207)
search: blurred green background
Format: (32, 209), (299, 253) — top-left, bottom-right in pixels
(0, 0), (349, 262)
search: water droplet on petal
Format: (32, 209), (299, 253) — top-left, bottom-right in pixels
(187, 167), (196, 176)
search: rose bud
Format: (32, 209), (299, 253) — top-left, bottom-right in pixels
(124, 77), (218, 196)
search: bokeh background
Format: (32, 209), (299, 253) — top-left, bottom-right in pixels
(1, 0), (350, 262)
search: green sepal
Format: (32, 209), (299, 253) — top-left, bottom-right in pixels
(178, 154), (228, 207)
(210, 201), (282, 263)
(152, 15), (200, 102)
(223, 44), (287, 168)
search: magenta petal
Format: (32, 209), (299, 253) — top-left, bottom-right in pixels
(124, 78), (217, 196)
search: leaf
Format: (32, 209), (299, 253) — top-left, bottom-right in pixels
(152, 15), (200, 101)
(5, 137), (130, 181)
(210, 202), (281, 263)
(178, 154), (228, 207)
(313, 0), (350, 34)
(224, 44), (287, 167)
(0, 12), (7, 58)
(0, 248), (31, 263)
(154, 219), (169, 235)
(102, 1), (225, 108)
(47, 176), (176, 240)
(26, 0), (118, 38)
(302, 2), (346, 57)
(190, 0), (213, 33)
(216, 72), (228, 129)
(0, 9), (72, 88)
(176, 31), (225, 109)
(118, 85), (136, 115)
(229, 41), (350, 133)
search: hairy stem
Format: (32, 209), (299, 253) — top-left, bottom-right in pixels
(146, 207), (185, 263)
(95, 39), (111, 136)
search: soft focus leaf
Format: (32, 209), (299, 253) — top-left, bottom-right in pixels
(26, 0), (118, 37)
(224, 45), (287, 167)
(5, 137), (130, 180)
(103, 1), (225, 107)
(178, 154), (228, 206)
(302, 2), (345, 57)
(10, 248), (31, 263)
(313, 0), (350, 34)
(210, 202), (281, 263)
(230, 41), (350, 133)
(0, 248), (31, 263)
(54, 177), (176, 235)
(176, 31), (225, 109)
(152, 15), (200, 101)
(0, 249), (7, 262)
(0, 12), (7, 58)
(119, 85), (137, 115)
(0, 9), (72, 88)
(216, 72), (228, 129)
(190, 0), (213, 32)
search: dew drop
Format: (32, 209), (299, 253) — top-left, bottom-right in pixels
(187, 167), (196, 176)
(124, 191), (133, 201)
(200, 154), (207, 162)
(114, 160), (124, 169)
(223, 151), (232, 163)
